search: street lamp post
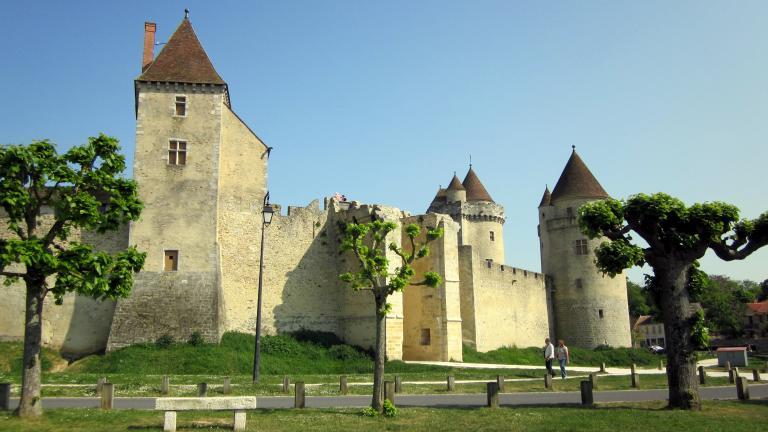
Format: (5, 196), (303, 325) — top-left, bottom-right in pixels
(253, 192), (274, 384)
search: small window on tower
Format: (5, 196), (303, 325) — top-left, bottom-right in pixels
(420, 329), (431, 346)
(575, 278), (583, 289)
(598, 309), (604, 319)
(174, 95), (187, 116)
(490, 231), (495, 241)
(566, 207), (574, 217)
(168, 140), (187, 166)
(574, 239), (588, 255)
(164, 250), (179, 272)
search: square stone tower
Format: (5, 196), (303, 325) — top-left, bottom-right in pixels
(107, 16), (269, 349)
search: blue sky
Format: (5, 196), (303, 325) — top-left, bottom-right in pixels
(1, 1), (766, 283)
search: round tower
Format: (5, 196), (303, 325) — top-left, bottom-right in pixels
(427, 167), (505, 264)
(538, 148), (631, 348)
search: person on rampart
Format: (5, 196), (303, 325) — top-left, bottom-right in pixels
(556, 339), (570, 379)
(543, 338), (555, 377)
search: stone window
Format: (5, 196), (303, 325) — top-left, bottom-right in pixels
(575, 278), (583, 289)
(168, 140), (187, 165)
(174, 95), (187, 116)
(420, 329), (431, 346)
(574, 239), (588, 255)
(598, 309), (604, 319)
(164, 250), (179, 271)
(489, 231), (495, 241)
(566, 207), (574, 217)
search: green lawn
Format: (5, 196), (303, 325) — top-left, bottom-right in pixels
(1, 401), (767, 431)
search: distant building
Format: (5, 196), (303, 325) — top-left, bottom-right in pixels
(745, 300), (768, 338)
(634, 316), (665, 348)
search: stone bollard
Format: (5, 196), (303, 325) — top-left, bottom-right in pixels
(600, 363), (606, 373)
(100, 383), (114, 410)
(580, 380), (594, 406)
(161, 376), (170, 395)
(395, 376), (403, 393)
(96, 377), (107, 396)
(728, 369), (736, 384)
(753, 369), (761, 382)
(282, 376), (290, 393)
(631, 373), (640, 389)
(497, 375), (505, 393)
(698, 366), (707, 385)
(589, 373), (598, 390)
(447, 376), (455, 392)
(736, 377), (750, 400)
(486, 382), (499, 408)
(294, 382), (305, 408)
(198, 383), (208, 397)
(384, 381), (395, 404)
(0, 383), (10, 411)
(544, 373), (553, 389)
(630, 363), (637, 376)
(725, 361), (732, 371)
(223, 377), (231, 395)
(339, 376), (348, 395)
(734, 367), (740, 379)
(658, 360), (664, 370)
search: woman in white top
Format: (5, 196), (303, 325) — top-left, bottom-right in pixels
(556, 339), (570, 379)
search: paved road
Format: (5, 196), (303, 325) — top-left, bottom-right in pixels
(8, 384), (767, 410)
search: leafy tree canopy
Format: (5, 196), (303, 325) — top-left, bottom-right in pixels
(0, 135), (145, 303)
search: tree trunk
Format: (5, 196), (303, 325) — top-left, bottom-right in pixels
(371, 305), (386, 413)
(17, 282), (45, 417)
(656, 262), (701, 410)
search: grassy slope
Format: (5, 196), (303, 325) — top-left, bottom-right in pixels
(1, 401), (767, 432)
(463, 344), (663, 366)
(0, 342), (67, 374)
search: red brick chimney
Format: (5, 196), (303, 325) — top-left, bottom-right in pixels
(142, 22), (156, 71)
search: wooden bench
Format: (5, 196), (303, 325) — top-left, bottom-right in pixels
(155, 397), (257, 431)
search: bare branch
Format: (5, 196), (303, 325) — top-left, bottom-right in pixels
(711, 238), (768, 261)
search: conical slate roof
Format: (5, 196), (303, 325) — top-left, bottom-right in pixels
(550, 149), (609, 203)
(539, 186), (551, 207)
(138, 18), (226, 85)
(447, 174), (465, 191)
(462, 167), (494, 202)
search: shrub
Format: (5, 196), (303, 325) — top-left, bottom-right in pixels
(360, 407), (378, 417)
(261, 334), (302, 355)
(155, 334), (175, 349)
(290, 329), (345, 348)
(187, 331), (205, 346)
(328, 344), (366, 361)
(383, 399), (398, 417)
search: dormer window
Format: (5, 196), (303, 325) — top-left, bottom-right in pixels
(168, 140), (187, 165)
(174, 95), (187, 116)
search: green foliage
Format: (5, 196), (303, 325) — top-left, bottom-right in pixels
(155, 335), (175, 349)
(187, 331), (204, 347)
(360, 407), (379, 417)
(339, 220), (444, 313)
(686, 262), (709, 301)
(0, 135), (146, 300)
(696, 274), (761, 338)
(579, 198), (624, 239)
(382, 398), (398, 417)
(627, 280), (657, 317)
(593, 240), (644, 277)
(690, 309), (710, 348)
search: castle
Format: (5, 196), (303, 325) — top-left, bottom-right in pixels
(0, 16), (631, 360)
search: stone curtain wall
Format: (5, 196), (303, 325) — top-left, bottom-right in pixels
(261, 201), (343, 336)
(0, 211), (128, 355)
(461, 246), (551, 352)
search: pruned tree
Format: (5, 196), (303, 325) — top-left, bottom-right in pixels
(339, 219), (443, 412)
(580, 192), (767, 410)
(0, 135), (145, 417)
